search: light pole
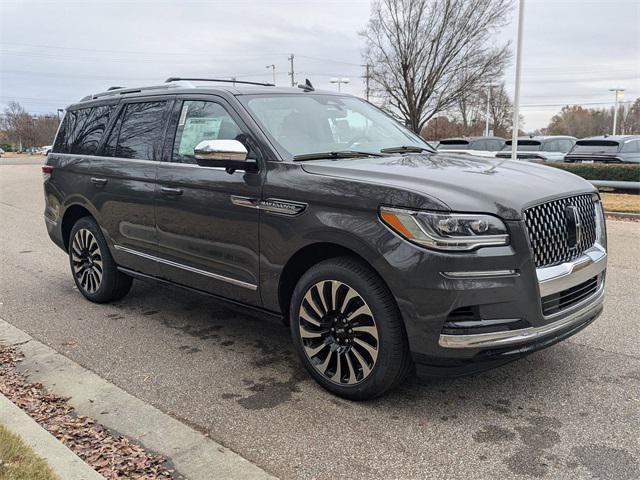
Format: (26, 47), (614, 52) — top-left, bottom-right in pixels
(265, 64), (276, 85)
(484, 84), (495, 137)
(609, 88), (625, 135)
(56, 108), (64, 121)
(510, 0), (525, 161)
(330, 77), (350, 92)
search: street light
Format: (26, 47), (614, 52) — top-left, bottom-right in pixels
(484, 83), (496, 137)
(265, 64), (276, 85)
(609, 88), (625, 135)
(510, 0), (525, 161)
(56, 108), (64, 121)
(330, 77), (350, 92)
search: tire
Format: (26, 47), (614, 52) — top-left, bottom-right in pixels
(289, 256), (412, 400)
(68, 216), (132, 303)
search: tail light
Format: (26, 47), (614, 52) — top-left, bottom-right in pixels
(42, 165), (54, 181)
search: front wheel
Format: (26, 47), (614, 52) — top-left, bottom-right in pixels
(290, 257), (412, 400)
(69, 216), (132, 303)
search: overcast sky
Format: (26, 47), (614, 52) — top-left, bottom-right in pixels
(1, 0), (638, 131)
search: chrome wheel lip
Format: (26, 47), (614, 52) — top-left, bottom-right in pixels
(298, 280), (379, 386)
(71, 228), (103, 294)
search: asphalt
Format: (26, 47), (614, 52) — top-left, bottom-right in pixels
(1, 163), (639, 480)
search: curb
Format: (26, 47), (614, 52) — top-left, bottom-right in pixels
(0, 318), (277, 480)
(605, 211), (640, 221)
(0, 393), (104, 480)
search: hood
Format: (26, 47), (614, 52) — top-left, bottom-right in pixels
(300, 152), (595, 220)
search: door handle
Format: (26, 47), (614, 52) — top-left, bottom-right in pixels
(160, 186), (183, 196)
(90, 177), (108, 186)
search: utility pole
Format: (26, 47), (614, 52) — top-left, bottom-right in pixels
(56, 108), (64, 121)
(609, 88), (625, 135)
(265, 64), (276, 85)
(484, 84), (494, 137)
(510, 0), (525, 161)
(288, 54), (295, 87)
(362, 64), (371, 101)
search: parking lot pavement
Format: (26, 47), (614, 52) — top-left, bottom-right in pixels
(1, 163), (639, 480)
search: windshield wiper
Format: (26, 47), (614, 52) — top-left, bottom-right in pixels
(380, 145), (431, 154)
(293, 150), (383, 161)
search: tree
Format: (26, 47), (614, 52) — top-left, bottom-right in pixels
(1, 102), (60, 149)
(542, 100), (639, 137)
(361, 0), (511, 133)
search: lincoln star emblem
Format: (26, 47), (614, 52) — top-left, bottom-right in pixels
(565, 205), (582, 249)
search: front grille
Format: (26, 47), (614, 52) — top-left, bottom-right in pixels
(541, 275), (599, 316)
(523, 194), (597, 268)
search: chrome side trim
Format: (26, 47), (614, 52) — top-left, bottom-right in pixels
(231, 196), (307, 216)
(113, 245), (258, 290)
(439, 286), (604, 349)
(537, 244), (606, 297)
(442, 270), (518, 279)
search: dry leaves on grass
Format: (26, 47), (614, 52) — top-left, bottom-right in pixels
(0, 344), (173, 479)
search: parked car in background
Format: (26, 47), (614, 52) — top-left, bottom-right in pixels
(41, 145), (53, 155)
(0, 148), (4, 157)
(496, 136), (576, 162)
(437, 136), (505, 157)
(564, 135), (640, 164)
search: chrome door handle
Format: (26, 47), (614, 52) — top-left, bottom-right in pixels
(160, 186), (183, 196)
(90, 177), (108, 186)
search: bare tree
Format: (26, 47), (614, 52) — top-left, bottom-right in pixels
(543, 100), (639, 137)
(2, 101), (60, 149)
(362, 0), (511, 133)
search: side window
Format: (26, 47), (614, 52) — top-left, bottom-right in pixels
(622, 140), (639, 153)
(473, 140), (488, 151)
(52, 108), (91, 154)
(70, 105), (114, 155)
(113, 101), (168, 160)
(172, 101), (243, 164)
(543, 140), (558, 152)
(559, 139), (574, 153)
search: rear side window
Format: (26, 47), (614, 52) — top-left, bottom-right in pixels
(437, 140), (469, 150)
(106, 101), (168, 160)
(571, 140), (620, 154)
(52, 106), (115, 155)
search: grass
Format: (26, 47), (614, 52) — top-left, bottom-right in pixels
(600, 192), (640, 214)
(0, 425), (58, 480)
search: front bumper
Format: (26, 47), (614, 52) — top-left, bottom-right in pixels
(438, 244), (606, 349)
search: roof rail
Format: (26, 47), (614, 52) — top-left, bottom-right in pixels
(165, 77), (274, 87)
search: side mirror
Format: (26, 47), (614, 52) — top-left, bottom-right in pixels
(194, 140), (257, 173)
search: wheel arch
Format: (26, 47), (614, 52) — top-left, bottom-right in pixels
(277, 242), (391, 320)
(61, 204), (94, 252)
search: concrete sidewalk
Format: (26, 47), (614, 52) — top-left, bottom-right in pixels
(0, 393), (104, 480)
(0, 318), (277, 480)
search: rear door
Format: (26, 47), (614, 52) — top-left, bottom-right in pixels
(155, 96), (264, 306)
(90, 98), (173, 275)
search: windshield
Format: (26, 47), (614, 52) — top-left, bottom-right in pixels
(570, 141), (621, 154)
(240, 94), (431, 159)
(502, 140), (541, 152)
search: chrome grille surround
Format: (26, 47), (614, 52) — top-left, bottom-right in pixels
(523, 194), (597, 268)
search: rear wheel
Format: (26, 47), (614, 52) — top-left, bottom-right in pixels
(290, 257), (412, 400)
(69, 217), (132, 303)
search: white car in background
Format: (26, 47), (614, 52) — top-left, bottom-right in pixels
(436, 136), (506, 157)
(495, 136), (576, 162)
(41, 145), (53, 155)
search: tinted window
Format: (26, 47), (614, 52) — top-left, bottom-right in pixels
(488, 140), (504, 151)
(53, 106), (115, 155)
(172, 101), (242, 163)
(438, 140), (470, 150)
(471, 140), (488, 151)
(502, 140), (541, 152)
(111, 101), (168, 160)
(570, 140), (620, 154)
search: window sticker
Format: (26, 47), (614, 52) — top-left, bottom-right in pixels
(178, 118), (222, 156)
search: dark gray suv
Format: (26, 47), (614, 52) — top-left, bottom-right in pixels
(44, 79), (607, 399)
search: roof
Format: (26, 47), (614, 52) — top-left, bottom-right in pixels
(71, 78), (341, 108)
(506, 135), (577, 143)
(577, 135), (640, 142)
(440, 136), (505, 142)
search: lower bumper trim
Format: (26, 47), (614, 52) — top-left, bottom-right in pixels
(438, 287), (604, 349)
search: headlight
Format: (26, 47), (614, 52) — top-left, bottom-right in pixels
(379, 207), (510, 251)
(594, 196), (607, 249)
